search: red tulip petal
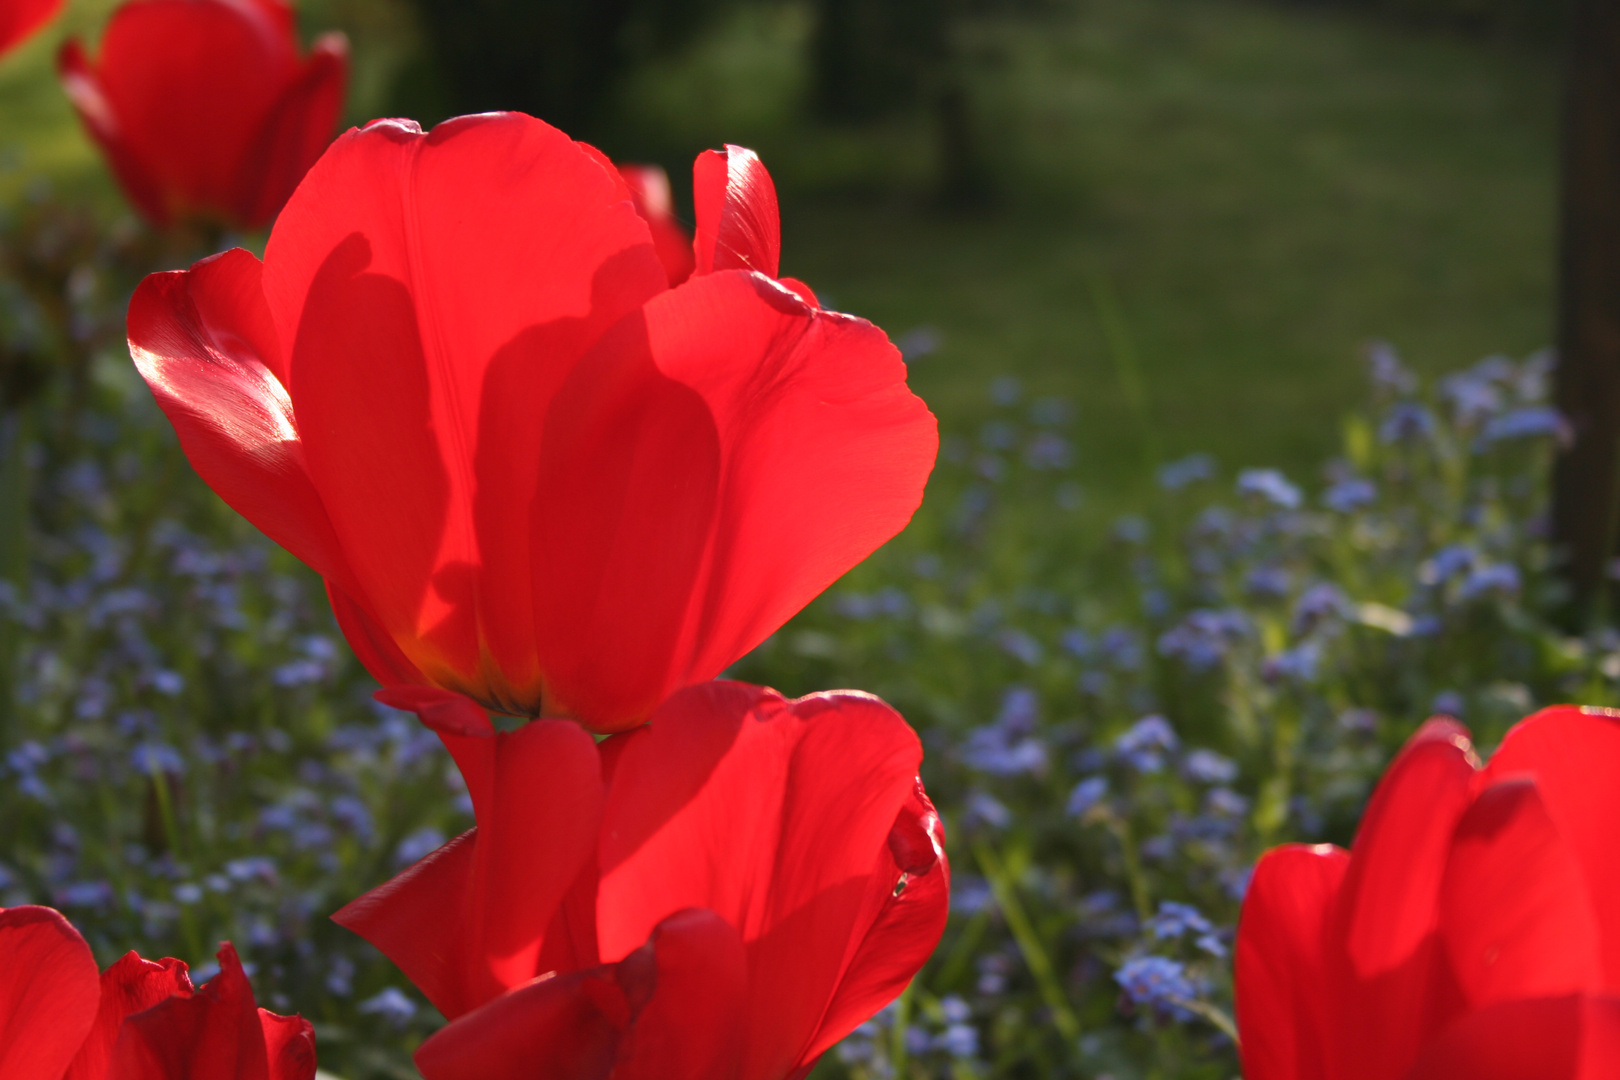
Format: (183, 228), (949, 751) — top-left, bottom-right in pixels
(777, 277), (820, 309)
(334, 705), (604, 1018)
(1331, 718), (1479, 1079)
(332, 829), (479, 1019)
(325, 580), (429, 688)
(1234, 844), (1350, 1080)
(1439, 778), (1602, 1006)
(128, 250), (354, 596)
(473, 718), (605, 999)
(236, 31), (348, 229)
(618, 165), (673, 219)
(107, 942), (271, 1080)
(1340, 718), (1478, 975)
(257, 1009), (317, 1080)
(59, 39), (168, 224)
(415, 968), (625, 1080)
(597, 682), (924, 1080)
(693, 145), (780, 277)
(65, 952), (193, 1080)
(532, 271), (936, 727)
(415, 908), (747, 1080)
(0, 906), (101, 1080)
(0, 0), (61, 57)
(1485, 705), (1620, 987)
(609, 909), (748, 1080)
(74, 0), (302, 224)
(262, 113), (665, 707)
(1399, 995), (1620, 1080)
(800, 780), (950, 1067)
(619, 164), (695, 287)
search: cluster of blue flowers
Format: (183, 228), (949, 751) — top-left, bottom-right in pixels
(731, 341), (1618, 1078)
(0, 329), (469, 1073)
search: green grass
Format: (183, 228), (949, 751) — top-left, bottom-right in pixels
(0, 0), (1559, 514)
(607, 0), (1558, 515)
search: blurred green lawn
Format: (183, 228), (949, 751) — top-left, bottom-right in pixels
(0, 0), (1558, 518)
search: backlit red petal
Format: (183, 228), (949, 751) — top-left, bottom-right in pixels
(106, 943), (279, 1080)
(597, 682), (924, 1080)
(532, 271), (936, 728)
(1484, 705), (1620, 987)
(607, 909), (748, 1080)
(258, 1009), (317, 1080)
(802, 781), (950, 1067)
(331, 830), (480, 1020)
(415, 909), (747, 1080)
(80, 0), (301, 222)
(65, 952), (192, 1080)
(693, 145), (780, 277)
(1235, 844), (1350, 1080)
(127, 250), (350, 589)
(1399, 995), (1620, 1080)
(1330, 719), (1479, 1079)
(0, 906), (101, 1080)
(1340, 718), (1479, 978)
(261, 113), (665, 707)
(334, 701), (604, 1018)
(619, 163), (695, 286)
(235, 32), (348, 228)
(0, 0), (61, 57)
(1438, 779), (1602, 1006)
(414, 969), (624, 1080)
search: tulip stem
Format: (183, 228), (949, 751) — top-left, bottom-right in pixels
(971, 837), (1081, 1044)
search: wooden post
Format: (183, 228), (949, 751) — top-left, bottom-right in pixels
(1552, 0), (1620, 620)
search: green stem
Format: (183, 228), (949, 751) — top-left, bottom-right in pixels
(1108, 817), (1153, 923)
(1084, 269), (1158, 473)
(932, 909), (990, 992)
(889, 976), (915, 1076)
(149, 767), (205, 961)
(1168, 996), (1240, 1045)
(971, 837), (1080, 1043)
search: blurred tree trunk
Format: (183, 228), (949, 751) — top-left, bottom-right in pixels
(809, 0), (994, 206)
(1552, 0), (1620, 620)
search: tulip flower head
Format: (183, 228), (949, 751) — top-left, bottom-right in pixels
(334, 680), (950, 1080)
(127, 112), (937, 732)
(0, 0), (62, 59)
(0, 904), (315, 1079)
(1236, 705), (1620, 1080)
(58, 0), (348, 231)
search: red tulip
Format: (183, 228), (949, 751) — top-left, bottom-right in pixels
(334, 680), (950, 1080)
(615, 163), (695, 287)
(126, 113), (936, 732)
(58, 0), (347, 230)
(1235, 705), (1620, 1080)
(0, 905), (315, 1079)
(0, 0), (62, 59)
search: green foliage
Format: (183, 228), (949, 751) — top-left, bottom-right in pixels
(389, 0), (745, 134)
(1273, 0), (1569, 40)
